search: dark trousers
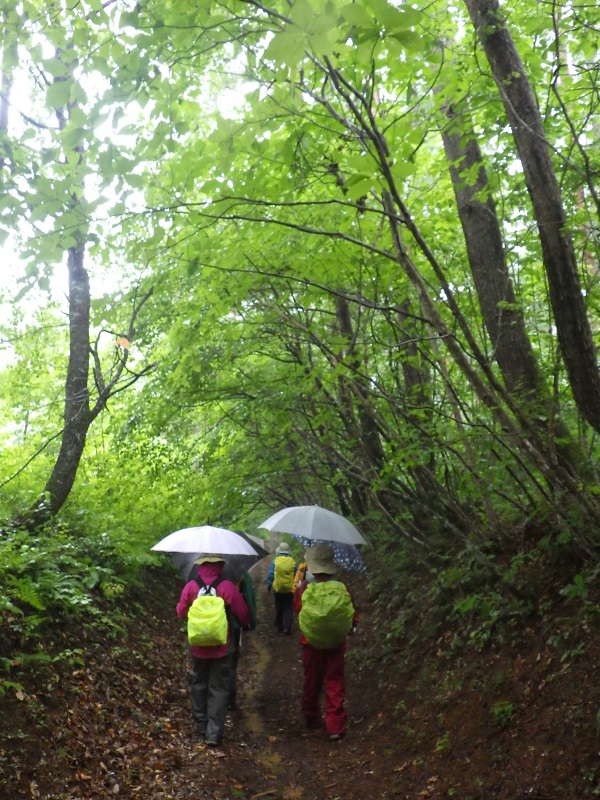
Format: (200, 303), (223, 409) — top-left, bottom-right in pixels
(228, 627), (241, 708)
(190, 654), (230, 742)
(273, 591), (293, 633)
(301, 642), (346, 736)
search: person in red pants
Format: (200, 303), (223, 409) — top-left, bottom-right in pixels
(293, 543), (357, 741)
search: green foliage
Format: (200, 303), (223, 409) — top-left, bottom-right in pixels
(491, 701), (514, 729)
(0, 679), (25, 698)
(0, 520), (151, 658)
(2, 0), (600, 620)
(386, 616), (407, 642)
(560, 574), (588, 602)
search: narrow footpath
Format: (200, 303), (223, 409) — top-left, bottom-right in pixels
(159, 557), (382, 800)
(3, 559), (386, 800)
(4, 551), (600, 799)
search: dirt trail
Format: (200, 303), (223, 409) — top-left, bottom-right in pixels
(5, 554), (599, 799)
(210, 559), (366, 800)
(2, 557), (376, 800)
(226, 552), (404, 800)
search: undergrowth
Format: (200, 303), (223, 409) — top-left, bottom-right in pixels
(0, 519), (161, 695)
(363, 523), (600, 668)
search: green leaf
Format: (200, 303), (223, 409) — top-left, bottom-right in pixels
(264, 30), (306, 68)
(290, 0), (314, 30)
(60, 127), (87, 150)
(345, 176), (373, 201)
(42, 57), (71, 79)
(46, 79), (72, 109)
(390, 161), (416, 181)
(340, 3), (375, 28)
(346, 153), (374, 174)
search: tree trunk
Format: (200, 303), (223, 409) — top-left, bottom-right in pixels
(464, 0), (600, 433)
(0, 45), (13, 170)
(442, 102), (582, 472)
(395, 300), (438, 494)
(17, 246), (93, 528)
(442, 105), (541, 395)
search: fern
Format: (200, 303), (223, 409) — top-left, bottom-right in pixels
(10, 578), (45, 612)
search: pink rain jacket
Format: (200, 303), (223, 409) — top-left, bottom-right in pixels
(176, 562), (250, 659)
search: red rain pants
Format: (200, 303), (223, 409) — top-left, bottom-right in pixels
(301, 641), (346, 736)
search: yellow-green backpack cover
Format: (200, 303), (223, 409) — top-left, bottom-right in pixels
(187, 578), (228, 647)
(273, 555), (295, 592)
(298, 580), (354, 649)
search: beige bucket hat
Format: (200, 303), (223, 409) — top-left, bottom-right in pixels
(304, 543), (337, 575)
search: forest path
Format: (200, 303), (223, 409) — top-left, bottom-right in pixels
(4, 556), (389, 800)
(5, 553), (595, 800)
(186, 558), (378, 800)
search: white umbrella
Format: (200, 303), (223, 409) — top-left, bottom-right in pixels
(165, 530), (269, 582)
(152, 525), (262, 556)
(258, 505), (367, 546)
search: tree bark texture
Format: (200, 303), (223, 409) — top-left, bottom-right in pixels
(442, 105), (541, 396)
(464, 0), (600, 433)
(442, 103), (582, 473)
(20, 246), (92, 528)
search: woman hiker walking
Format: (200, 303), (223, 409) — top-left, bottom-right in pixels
(293, 543), (357, 741)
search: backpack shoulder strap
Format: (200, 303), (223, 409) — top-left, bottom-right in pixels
(195, 576), (223, 590)
(197, 575), (225, 597)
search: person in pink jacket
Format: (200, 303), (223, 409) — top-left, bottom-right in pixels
(176, 555), (250, 745)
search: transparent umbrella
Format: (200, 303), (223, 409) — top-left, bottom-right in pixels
(152, 526), (269, 582)
(171, 550), (268, 583)
(258, 505), (366, 546)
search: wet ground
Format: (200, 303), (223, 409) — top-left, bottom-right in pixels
(3, 556), (600, 799)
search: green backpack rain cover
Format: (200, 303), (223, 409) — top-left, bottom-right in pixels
(273, 555), (295, 593)
(187, 577), (228, 647)
(298, 580), (354, 650)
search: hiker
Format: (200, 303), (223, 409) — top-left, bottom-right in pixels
(176, 555), (250, 746)
(226, 569), (257, 710)
(266, 542), (296, 634)
(293, 554), (315, 592)
(293, 559), (308, 592)
(294, 543), (357, 741)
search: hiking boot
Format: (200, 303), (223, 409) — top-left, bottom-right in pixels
(329, 733), (342, 741)
(305, 720), (323, 730)
(206, 738), (221, 746)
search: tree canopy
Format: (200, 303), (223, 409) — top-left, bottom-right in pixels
(2, 0), (600, 561)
